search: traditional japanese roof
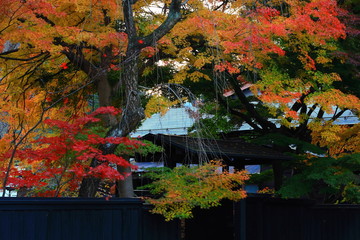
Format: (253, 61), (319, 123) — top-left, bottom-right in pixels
(131, 108), (195, 137)
(141, 133), (292, 165)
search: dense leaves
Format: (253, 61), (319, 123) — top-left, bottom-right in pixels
(140, 161), (249, 221)
(0, 107), (142, 197)
(278, 154), (360, 203)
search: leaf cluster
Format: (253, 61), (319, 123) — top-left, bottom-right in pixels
(278, 154), (360, 204)
(139, 161), (249, 221)
(115, 139), (162, 156)
(2, 107), (142, 197)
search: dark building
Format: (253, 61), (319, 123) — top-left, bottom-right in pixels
(136, 133), (292, 190)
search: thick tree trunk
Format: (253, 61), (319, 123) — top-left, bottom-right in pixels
(112, 48), (144, 198)
(78, 49), (144, 197)
(116, 156), (135, 198)
(116, 167), (134, 197)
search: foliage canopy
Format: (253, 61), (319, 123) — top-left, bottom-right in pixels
(0, 0), (359, 208)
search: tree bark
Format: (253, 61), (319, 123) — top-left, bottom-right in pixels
(116, 156), (135, 198)
(78, 46), (144, 198)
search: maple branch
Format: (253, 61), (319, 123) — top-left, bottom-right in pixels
(35, 13), (55, 26)
(0, 61), (32, 84)
(332, 108), (348, 121)
(217, 94), (262, 131)
(228, 76), (277, 131)
(293, 103), (318, 139)
(74, 17), (86, 27)
(0, 51), (48, 61)
(289, 89), (314, 113)
(53, 162), (71, 197)
(307, 104), (318, 119)
(286, 90), (317, 136)
(141, 0), (182, 47)
(54, 37), (102, 53)
(0, 4), (23, 35)
(102, 9), (111, 26)
(17, 54), (50, 82)
(0, 49), (18, 56)
(62, 49), (97, 76)
(317, 108), (325, 119)
(213, 0), (229, 11)
(123, 0), (137, 41)
(0, 22), (14, 35)
(2, 110), (46, 197)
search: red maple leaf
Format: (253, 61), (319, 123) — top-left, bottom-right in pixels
(60, 62), (68, 69)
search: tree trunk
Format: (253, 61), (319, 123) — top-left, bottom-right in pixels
(116, 156), (135, 198)
(96, 71), (118, 126)
(78, 48), (144, 197)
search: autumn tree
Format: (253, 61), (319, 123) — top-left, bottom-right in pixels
(0, 0), (183, 197)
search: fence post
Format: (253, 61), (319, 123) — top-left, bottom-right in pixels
(234, 199), (246, 240)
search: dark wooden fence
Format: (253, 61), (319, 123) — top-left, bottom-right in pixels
(0, 198), (179, 240)
(1, 197), (359, 240)
(244, 197), (360, 240)
(185, 195), (360, 240)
